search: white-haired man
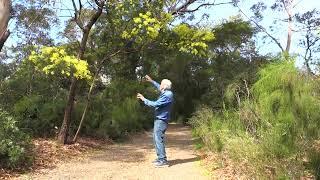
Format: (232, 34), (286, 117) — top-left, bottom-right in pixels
(137, 75), (173, 167)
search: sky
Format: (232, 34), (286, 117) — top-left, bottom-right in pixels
(4, 0), (320, 68)
(189, 0), (320, 52)
(188, 0), (320, 68)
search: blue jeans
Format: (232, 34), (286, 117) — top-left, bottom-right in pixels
(153, 120), (168, 162)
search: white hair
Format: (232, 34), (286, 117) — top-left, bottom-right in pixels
(161, 79), (172, 90)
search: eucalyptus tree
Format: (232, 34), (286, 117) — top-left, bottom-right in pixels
(72, 0), (219, 142)
(0, 0), (11, 52)
(295, 9), (320, 75)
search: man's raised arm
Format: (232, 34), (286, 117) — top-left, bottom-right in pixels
(137, 93), (172, 108)
(145, 75), (160, 91)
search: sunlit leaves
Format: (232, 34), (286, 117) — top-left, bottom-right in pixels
(250, 2), (267, 21)
(121, 11), (172, 43)
(28, 47), (91, 80)
(172, 24), (214, 57)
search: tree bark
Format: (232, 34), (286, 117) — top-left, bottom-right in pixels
(73, 71), (99, 142)
(58, 29), (92, 144)
(303, 33), (316, 75)
(73, 50), (121, 142)
(0, 0), (11, 52)
(282, 0), (293, 53)
(58, 77), (77, 144)
(58, 0), (105, 144)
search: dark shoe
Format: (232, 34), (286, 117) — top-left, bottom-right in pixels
(154, 161), (169, 168)
(152, 159), (159, 164)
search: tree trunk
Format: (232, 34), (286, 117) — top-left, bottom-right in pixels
(282, 0), (293, 54)
(58, 0), (105, 144)
(0, 0), (11, 52)
(73, 71), (98, 142)
(303, 34), (314, 75)
(285, 5), (293, 53)
(58, 77), (77, 144)
(58, 29), (90, 144)
(73, 50), (121, 142)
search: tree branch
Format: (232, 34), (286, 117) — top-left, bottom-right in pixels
(303, 34), (314, 75)
(71, 0), (84, 30)
(71, 0), (78, 16)
(0, 30), (10, 52)
(167, 0), (181, 13)
(85, 0), (105, 31)
(179, 2), (233, 14)
(94, 0), (103, 8)
(171, 0), (197, 15)
(281, 0), (290, 16)
(236, 4), (285, 52)
(292, 0), (304, 8)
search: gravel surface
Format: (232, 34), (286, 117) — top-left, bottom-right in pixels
(17, 124), (210, 180)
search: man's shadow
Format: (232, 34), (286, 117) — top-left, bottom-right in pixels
(168, 156), (200, 167)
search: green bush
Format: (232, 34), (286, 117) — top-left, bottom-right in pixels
(108, 97), (148, 138)
(13, 95), (65, 137)
(190, 59), (320, 178)
(80, 80), (154, 139)
(0, 110), (32, 168)
(306, 147), (320, 180)
(253, 60), (320, 158)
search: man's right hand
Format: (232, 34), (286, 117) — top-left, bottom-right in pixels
(137, 93), (145, 101)
(145, 75), (152, 82)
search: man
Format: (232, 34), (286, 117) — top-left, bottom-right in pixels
(137, 75), (173, 167)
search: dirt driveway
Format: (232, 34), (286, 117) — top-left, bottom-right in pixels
(17, 124), (210, 180)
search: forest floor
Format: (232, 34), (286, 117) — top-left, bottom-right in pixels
(8, 123), (212, 180)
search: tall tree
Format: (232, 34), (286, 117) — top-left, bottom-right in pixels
(295, 9), (320, 75)
(10, 0), (58, 95)
(71, 0), (227, 142)
(271, 0), (294, 53)
(58, 0), (106, 144)
(235, 0), (295, 54)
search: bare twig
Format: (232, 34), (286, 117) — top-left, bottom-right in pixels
(71, 0), (84, 30)
(85, 0), (105, 31)
(171, 0), (196, 15)
(179, 2), (233, 14)
(94, 0), (103, 8)
(292, 0), (304, 8)
(236, 4), (285, 52)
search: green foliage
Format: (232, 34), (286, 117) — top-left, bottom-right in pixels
(79, 80), (154, 139)
(13, 95), (65, 137)
(190, 59), (320, 178)
(108, 97), (146, 138)
(0, 109), (31, 168)
(253, 59), (320, 157)
(122, 11), (172, 42)
(28, 46), (92, 80)
(307, 148), (320, 179)
(172, 24), (214, 56)
(212, 17), (254, 48)
(105, 80), (154, 138)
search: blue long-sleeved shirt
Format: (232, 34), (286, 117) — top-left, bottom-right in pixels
(143, 80), (173, 122)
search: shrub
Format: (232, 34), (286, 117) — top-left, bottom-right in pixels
(13, 95), (65, 137)
(80, 80), (154, 139)
(0, 110), (32, 168)
(108, 97), (146, 138)
(190, 59), (320, 178)
(253, 60), (320, 158)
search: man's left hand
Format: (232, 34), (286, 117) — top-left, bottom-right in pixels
(137, 93), (145, 101)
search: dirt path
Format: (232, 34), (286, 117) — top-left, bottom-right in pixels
(18, 124), (210, 180)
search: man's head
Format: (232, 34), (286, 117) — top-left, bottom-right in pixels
(160, 79), (172, 91)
